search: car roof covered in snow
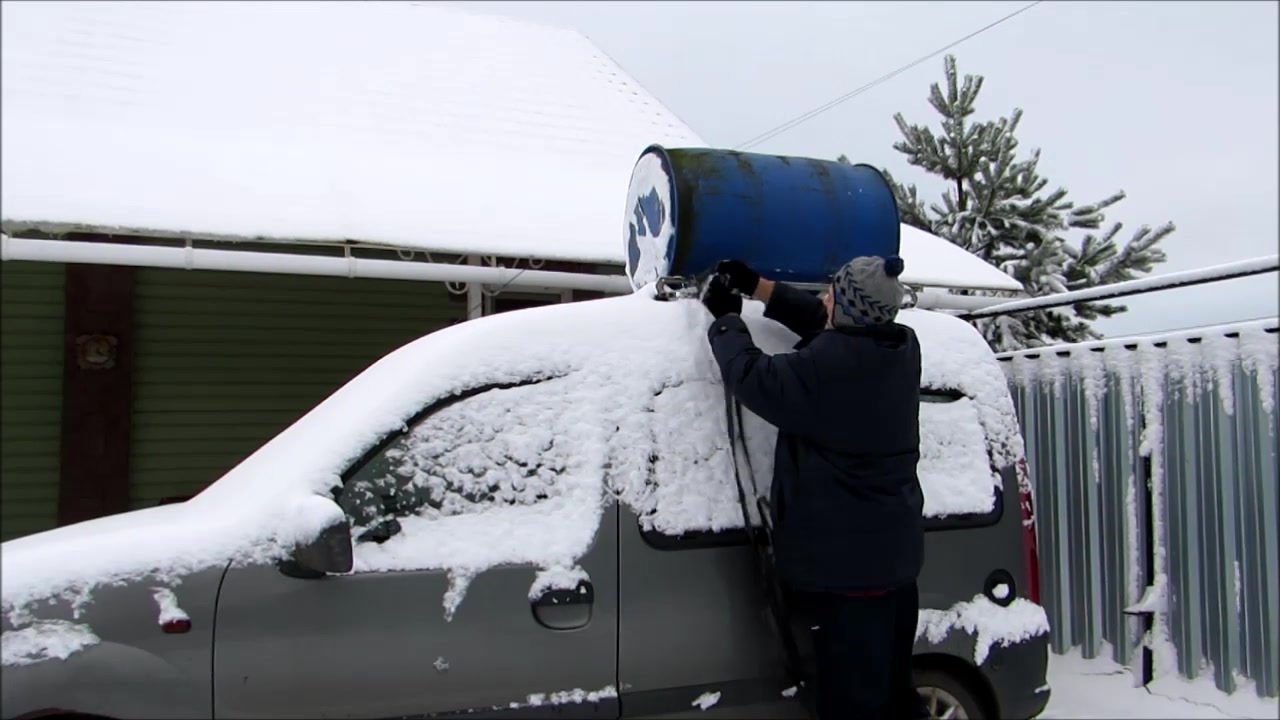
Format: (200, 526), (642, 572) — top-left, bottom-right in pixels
(2, 290), (1023, 620)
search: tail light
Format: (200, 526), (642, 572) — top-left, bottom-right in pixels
(1016, 457), (1041, 604)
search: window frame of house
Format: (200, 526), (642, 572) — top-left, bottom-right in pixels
(485, 288), (573, 316)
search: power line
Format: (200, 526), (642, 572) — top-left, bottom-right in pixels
(733, 0), (1045, 152)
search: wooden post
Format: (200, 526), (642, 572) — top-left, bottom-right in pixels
(58, 260), (134, 525)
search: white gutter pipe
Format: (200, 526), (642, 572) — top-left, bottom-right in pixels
(0, 234), (1044, 313)
(912, 291), (1009, 312)
(0, 234), (634, 294)
(745, 281), (1014, 312)
(960, 255), (1279, 320)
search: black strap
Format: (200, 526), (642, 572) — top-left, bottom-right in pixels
(723, 383), (811, 716)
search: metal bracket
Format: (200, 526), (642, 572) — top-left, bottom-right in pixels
(654, 275), (701, 302)
(901, 285), (920, 309)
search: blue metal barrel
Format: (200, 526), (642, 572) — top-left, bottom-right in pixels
(622, 145), (900, 291)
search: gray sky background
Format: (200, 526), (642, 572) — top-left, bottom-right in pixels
(464, 0), (1278, 338)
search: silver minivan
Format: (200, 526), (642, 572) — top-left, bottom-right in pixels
(1, 283), (1051, 720)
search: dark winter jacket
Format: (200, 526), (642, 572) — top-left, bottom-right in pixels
(707, 282), (925, 594)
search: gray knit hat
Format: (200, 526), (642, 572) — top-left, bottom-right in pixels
(831, 255), (906, 327)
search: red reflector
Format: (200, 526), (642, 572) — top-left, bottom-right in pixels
(162, 618), (192, 634)
(1016, 458), (1042, 605)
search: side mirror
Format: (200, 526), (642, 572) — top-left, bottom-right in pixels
(279, 519), (354, 579)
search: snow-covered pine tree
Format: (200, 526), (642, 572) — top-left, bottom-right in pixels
(841, 54), (1173, 351)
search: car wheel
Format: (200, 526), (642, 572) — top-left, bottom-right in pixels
(914, 668), (985, 720)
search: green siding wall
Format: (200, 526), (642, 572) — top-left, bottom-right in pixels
(1, 261), (65, 541)
(129, 270), (464, 508)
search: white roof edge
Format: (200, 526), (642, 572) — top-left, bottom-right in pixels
(0, 219), (626, 265)
(898, 223), (1023, 292)
(995, 317), (1280, 360)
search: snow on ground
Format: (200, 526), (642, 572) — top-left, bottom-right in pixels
(1042, 648), (1279, 719)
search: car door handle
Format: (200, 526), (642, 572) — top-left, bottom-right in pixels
(534, 580), (594, 607)
(531, 580), (594, 631)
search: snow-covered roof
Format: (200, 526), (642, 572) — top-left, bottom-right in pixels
(0, 1), (1025, 293)
(899, 223), (1021, 292)
(0, 0), (702, 263)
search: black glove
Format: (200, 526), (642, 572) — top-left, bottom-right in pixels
(702, 275), (742, 319)
(716, 259), (760, 297)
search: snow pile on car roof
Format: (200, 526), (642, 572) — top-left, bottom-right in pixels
(2, 289), (1019, 628)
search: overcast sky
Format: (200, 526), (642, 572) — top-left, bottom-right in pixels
(465, 0), (1277, 337)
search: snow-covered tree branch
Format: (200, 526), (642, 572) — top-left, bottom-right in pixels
(841, 54), (1175, 351)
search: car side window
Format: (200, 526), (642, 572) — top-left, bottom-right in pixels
(336, 378), (567, 545)
(918, 390), (1004, 530)
(633, 380), (747, 548)
(642, 388), (1002, 550)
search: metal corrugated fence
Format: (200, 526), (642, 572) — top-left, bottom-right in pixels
(999, 319), (1279, 698)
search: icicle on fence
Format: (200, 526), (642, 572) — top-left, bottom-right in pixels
(998, 319), (1279, 699)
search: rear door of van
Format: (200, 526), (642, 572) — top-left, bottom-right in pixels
(614, 371), (804, 718)
(613, 387), (1024, 718)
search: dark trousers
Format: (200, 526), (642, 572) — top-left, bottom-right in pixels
(802, 581), (929, 720)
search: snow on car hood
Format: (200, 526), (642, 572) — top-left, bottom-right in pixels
(1, 287), (1021, 626)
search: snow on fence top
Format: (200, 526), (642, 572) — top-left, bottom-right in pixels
(998, 318), (1278, 437)
(998, 318), (1278, 412)
(0, 0), (702, 263)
